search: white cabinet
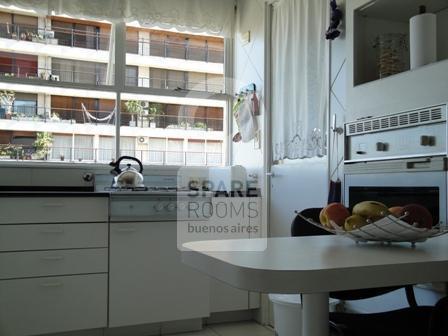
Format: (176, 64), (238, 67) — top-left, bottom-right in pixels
(346, 0), (448, 120)
(109, 221), (210, 327)
(0, 196), (109, 336)
(0, 274), (108, 336)
(208, 197), (261, 313)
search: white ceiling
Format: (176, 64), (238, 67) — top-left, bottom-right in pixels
(357, 0), (448, 22)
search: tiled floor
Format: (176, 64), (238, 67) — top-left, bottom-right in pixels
(169, 322), (275, 336)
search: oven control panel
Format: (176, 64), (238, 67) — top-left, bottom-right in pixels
(345, 105), (447, 162)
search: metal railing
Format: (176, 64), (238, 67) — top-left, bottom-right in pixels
(0, 105), (224, 131)
(127, 38), (224, 63)
(0, 22), (110, 50)
(131, 76), (224, 93)
(0, 144), (223, 166)
(0, 62), (224, 93)
(0, 22), (224, 63)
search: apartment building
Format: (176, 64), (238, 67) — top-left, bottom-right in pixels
(0, 10), (226, 166)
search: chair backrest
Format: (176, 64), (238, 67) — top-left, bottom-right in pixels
(292, 208), (417, 304)
(429, 296), (448, 336)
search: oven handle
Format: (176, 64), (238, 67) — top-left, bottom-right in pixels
(406, 158), (432, 169)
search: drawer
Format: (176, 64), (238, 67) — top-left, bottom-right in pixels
(0, 248), (108, 279)
(0, 197), (108, 224)
(0, 223), (108, 252)
(0, 274), (108, 336)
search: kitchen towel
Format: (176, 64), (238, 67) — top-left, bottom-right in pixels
(410, 12), (437, 69)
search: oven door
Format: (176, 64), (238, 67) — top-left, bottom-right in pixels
(344, 170), (446, 226)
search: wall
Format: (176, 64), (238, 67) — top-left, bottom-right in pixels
(232, 0), (265, 190)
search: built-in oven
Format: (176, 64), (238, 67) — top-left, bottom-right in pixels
(343, 104), (448, 227)
(344, 157), (446, 226)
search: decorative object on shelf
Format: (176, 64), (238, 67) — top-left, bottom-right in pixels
(410, 5), (437, 70)
(298, 212), (448, 247)
(373, 33), (407, 79)
(326, 0), (343, 40)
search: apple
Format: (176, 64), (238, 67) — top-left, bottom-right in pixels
(388, 206), (404, 218)
(344, 215), (368, 231)
(402, 204), (433, 229)
(319, 203), (350, 228)
(352, 201), (389, 222)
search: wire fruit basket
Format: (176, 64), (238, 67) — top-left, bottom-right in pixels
(298, 213), (448, 247)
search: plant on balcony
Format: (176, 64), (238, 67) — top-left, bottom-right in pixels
(193, 122), (207, 130)
(179, 120), (192, 129)
(0, 90), (15, 115)
(34, 132), (53, 160)
(51, 112), (61, 122)
(125, 100), (143, 127)
(146, 103), (164, 128)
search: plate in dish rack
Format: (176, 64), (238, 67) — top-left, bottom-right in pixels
(298, 214), (448, 246)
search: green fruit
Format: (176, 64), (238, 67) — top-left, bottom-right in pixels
(344, 215), (368, 231)
(352, 201), (389, 222)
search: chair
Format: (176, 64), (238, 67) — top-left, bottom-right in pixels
(294, 208), (445, 336)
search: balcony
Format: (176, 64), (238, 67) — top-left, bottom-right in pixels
(0, 22), (109, 50)
(0, 105), (224, 132)
(0, 63), (224, 93)
(0, 143), (223, 166)
(127, 38), (224, 64)
(0, 23), (224, 64)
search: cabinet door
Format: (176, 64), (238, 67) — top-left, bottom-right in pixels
(109, 221), (210, 327)
(0, 274), (107, 336)
(208, 197), (250, 313)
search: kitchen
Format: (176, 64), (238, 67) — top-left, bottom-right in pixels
(0, 1), (447, 336)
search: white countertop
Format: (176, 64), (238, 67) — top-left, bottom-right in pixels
(182, 235), (448, 294)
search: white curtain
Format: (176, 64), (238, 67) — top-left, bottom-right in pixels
(0, 0), (234, 36)
(271, 0), (329, 160)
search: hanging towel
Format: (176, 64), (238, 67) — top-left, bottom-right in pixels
(234, 95), (258, 143)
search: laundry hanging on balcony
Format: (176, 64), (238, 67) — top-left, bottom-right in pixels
(81, 103), (115, 124)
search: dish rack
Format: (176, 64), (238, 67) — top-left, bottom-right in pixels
(297, 213), (448, 247)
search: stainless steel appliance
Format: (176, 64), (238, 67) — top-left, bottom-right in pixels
(109, 156), (145, 189)
(95, 172), (212, 222)
(344, 104), (448, 226)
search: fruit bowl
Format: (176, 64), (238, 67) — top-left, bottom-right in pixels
(298, 213), (448, 246)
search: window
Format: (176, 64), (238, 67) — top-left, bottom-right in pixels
(0, 9), (226, 166)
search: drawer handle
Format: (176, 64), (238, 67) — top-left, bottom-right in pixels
(40, 229), (65, 234)
(42, 203), (65, 208)
(40, 282), (63, 288)
(114, 228), (137, 233)
(41, 256), (64, 261)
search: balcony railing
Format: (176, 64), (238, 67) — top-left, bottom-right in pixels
(127, 39), (224, 63)
(0, 105), (224, 131)
(0, 22), (110, 50)
(0, 144), (223, 166)
(0, 63), (224, 93)
(0, 22), (224, 63)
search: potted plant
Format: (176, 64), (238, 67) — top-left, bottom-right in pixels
(50, 112), (61, 122)
(125, 100), (143, 127)
(0, 90), (15, 116)
(146, 103), (164, 128)
(193, 122), (207, 131)
(34, 132), (53, 160)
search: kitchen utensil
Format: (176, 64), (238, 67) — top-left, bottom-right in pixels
(109, 156), (144, 189)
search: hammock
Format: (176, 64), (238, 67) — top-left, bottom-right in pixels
(81, 103), (115, 124)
